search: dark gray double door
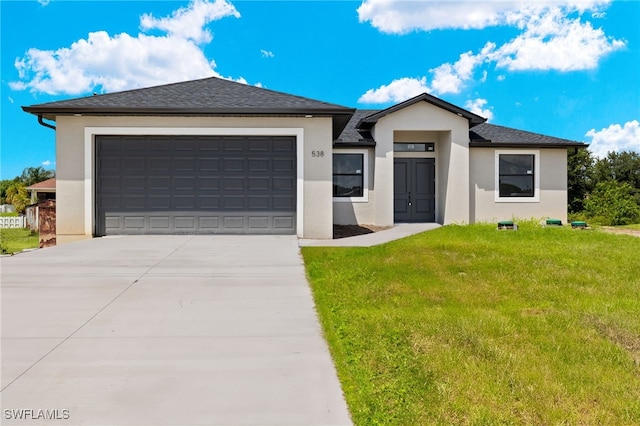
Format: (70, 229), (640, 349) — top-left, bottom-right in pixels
(394, 158), (435, 222)
(95, 135), (296, 235)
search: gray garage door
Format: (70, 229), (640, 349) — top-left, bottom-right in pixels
(95, 135), (296, 235)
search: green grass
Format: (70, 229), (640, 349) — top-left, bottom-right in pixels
(0, 228), (39, 254)
(302, 223), (640, 425)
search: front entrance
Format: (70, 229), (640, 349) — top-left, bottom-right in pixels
(394, 158), (435, 222)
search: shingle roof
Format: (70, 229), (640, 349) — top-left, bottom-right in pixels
(335, 112), (587, 148)
(24, 76), (351, 113)
(26, 178), (56, 191)
(470, 123), (587, 147)
(22, 77), (355, 140)
(334, 110), (378, 146)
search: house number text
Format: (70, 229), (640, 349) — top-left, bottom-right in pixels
(311, 150), (325, 158)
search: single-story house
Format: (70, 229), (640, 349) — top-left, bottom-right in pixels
(26, 177), (56, 203)
(23, 77), (586, 243)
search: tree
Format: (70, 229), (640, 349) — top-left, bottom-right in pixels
(583, 181), (640, 226)
(0, 178), (20, 204)
(5, 183), (29, 213)
(567, 148), (595, 213)
(593, 151), (640, 203)
(19, 166), (55, 187)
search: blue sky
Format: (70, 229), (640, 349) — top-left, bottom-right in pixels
(1, 0), (639, 180)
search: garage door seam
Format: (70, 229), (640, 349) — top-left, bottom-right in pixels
(0, 236), (195, 392)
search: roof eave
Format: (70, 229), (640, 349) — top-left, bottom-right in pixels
(22, 106), (354, 116)
(469, 141), (589, 148)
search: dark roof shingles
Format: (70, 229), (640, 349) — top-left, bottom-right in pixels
(470, 123), (586, 146)
(24, 77), (352, 113)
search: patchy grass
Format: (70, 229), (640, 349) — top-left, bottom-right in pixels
(0, 228), (39, 254)
(302, 223), (640, 425)
(619, 223), (640, 231)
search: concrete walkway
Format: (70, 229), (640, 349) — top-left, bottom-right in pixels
(1, 236), (351, 425)
(299, 223), (442, 247)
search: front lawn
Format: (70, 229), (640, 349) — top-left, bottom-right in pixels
(0, 228), (39, 254)
(302, 223), (640, 425)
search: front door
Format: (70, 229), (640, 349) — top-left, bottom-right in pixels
(394, 158), (435, 222)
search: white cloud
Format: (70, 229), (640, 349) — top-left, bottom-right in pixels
(586, 120), (640, 158)
(430, 51), (484, 94)
(261, 49), (275, 58)
(140, 0), (238, 44)
(358, 77), (429, 104)
(357, 0), (611, 33)
(8, 96), (14, 104)
(10, 0), (240, 95)
(38, 0), (50, 6)
(358, 2), (624, 104)
(42, 160), (52, 167)
(465, 98), (494, 121)
(486, 8), (625, 72)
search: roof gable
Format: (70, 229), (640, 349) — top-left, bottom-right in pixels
(356, 93), (487, 130)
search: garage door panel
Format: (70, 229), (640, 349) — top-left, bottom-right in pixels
(273, 177), (294, 191)
(198, 196), (221, 209)
(223, 158), (245, 172)
(174, 197), (196, 209)
(174, 158), (196, 171)
(223, 196), (245, 209)
(273, 159), (295, 172)
(248, 196), (270, 209)
(174, 177), (196, 190)
(198, 158), (220, 171)
(249, 158), (269, 172)
(248, 177), (269, 190)
(149, 158), (171, 171)
(149, 177), (171, 190)
(149, 217), (170, 230)
(148, 196), (171, 209)
(223, 177), (245, 191)
(248, 217), (269, 229)
(96, 135), (296, 235)
(273, 196), (295, 210)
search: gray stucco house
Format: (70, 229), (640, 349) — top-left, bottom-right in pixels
(23, 77), (586, 242)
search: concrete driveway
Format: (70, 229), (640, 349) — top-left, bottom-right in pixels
(1, 236), (351, 425)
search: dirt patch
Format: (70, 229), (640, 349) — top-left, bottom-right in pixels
(333, 224), (391, 239)
(599, 227), (640, 238)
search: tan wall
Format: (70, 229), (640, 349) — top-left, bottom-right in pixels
(470, 148), (568, 223)
(55, 115), (334, 241)
(332, 147), (376, 225)
(358, 102), (471, 226)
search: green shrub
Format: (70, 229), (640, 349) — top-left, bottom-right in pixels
(584, 181), (640, 226)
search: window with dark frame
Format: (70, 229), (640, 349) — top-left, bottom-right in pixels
(333, 153), (364, 197)
(498, 154), (535, 197)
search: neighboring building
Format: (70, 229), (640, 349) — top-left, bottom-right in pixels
(22, 77), (586, 243)
(26, 177), (56, 203)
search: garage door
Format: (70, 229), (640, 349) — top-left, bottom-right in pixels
(95, 135), (296, 235)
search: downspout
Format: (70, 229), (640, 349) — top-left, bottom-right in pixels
(38, 114), (56, 131)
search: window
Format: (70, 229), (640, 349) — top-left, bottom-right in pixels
(394, 142), (435, 152)
(333, 150), (368, 201)
(495, 150), (539, 202)
(333, 154), (363, 197)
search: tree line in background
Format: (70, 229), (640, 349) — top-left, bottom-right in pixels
(568, 149), (640, 226)
(0, 167), (55, 213)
